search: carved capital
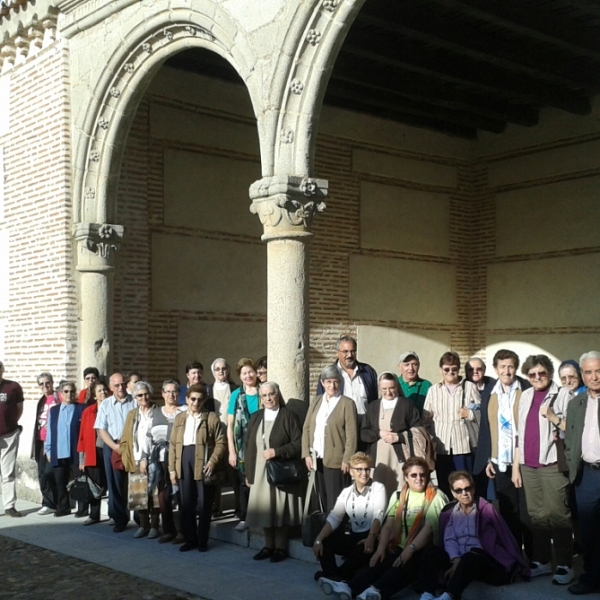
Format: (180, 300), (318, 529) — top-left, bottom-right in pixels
(249, 176), (328, 240)
(73, 222), (124, 272)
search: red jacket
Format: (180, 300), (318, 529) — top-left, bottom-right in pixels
(77, 404), (99, 467)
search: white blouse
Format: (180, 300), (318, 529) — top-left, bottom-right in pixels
(326, 480), (387, 533)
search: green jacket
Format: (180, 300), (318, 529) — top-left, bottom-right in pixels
(564, 391), (600, 483)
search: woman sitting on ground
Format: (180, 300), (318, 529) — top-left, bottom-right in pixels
(318, 457), (447, 600)
(416, 471), (529, 600)
(245, 382), (304, 563)
(313, 452), (386, 582)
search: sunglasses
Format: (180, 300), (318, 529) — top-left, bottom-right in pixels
(528, 371), (549, 380)
(408, 472), (426, 479)
(352, 467), (370, 473)
(442, 367), (459, 373)
(453, 486), (473, 495)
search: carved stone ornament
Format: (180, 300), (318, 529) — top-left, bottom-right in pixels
(249, 176), (328, 239)
(123, 62), (135, 74)
(290, 79), (304, 95)
(306, 29), (322, 45)
(89, 149), (100, 162)
(322, 0), (340, 11)
(73, 222), (125, 272)
(142, 42), (152, 53)
(280, 129), (294, 144)
(109, 87), (120, 98)
(98, 117), (109, 130)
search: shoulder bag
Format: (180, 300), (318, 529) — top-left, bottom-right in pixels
(262, 417), (304, 487)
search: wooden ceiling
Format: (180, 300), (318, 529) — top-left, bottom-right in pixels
(169, 0), (600, 139)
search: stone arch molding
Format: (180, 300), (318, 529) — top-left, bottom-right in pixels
(73, 7), (258, 226)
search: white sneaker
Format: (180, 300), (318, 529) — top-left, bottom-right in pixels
(357, 586), (381, 600)
(438, 594), (453, 600)
(552, 566), (575, 585)
(235, 520), (249, 532)
(419, 594), (436, 600)
(37, 506), (55, 515)
(530, 561), (553, 577)
(318, 578), (352, 600)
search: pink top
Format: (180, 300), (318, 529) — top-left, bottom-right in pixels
(38, 395), (58, 441)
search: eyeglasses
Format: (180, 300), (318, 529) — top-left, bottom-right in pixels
(214, 367), (227, 372)
(408, 472), (426, 479)
(352, 467), (370, 473)
(188, 397), (205, 403)
(528, 371), (549, 380)
(452, 486), (473, 495)
(135, 392), (150, 398)
(442, 367), (459, 373)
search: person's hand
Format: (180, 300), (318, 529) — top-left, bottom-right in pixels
(263, 448), (276, 460)
(245, 477), (251, 488)
(305, 456), (314, 471)
(229, 452), (237, 468)
(313, 540), (324, 559)
(369, 548), (386, 568)
(203, 462), (214, 478)
(393, 546), (413, 567)
(140, 459), (147, 475)
(341, 462), (350, 474)
(113, 445), (122, 455)
(170, 471), (177, 486)
(445, 558), (460, 579)
(511, 467), (522, 489)
(458, 407), (469, 419)
(485, 462), (496, 479)
(380, 430), (398, 444)
(358, 535), (376, 554)
(79, 464), (85, 472)
(540, 405), (549, 419)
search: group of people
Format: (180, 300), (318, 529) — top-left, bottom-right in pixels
(0, 335), (598, 598)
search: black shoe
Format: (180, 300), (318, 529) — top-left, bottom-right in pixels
(5, 508), (22, 518)
(198, 545), (208, 553)
(568, 582), (598, 595)
(113, 524), (127, 533)
(54, 510), (71, 518)
(270, 549), (286, 563)
(180, 542), (197, 552)
(253, 547), (274, 561)
(314, 571), (324, 582)
(74, 510), (88, 518)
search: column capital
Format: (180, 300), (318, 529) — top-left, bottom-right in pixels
(249, 175), (328, 241)
(73, 222), (124, 272)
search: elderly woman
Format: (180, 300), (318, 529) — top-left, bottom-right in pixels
(303, 365), (358, 513)
(512, 354), (572, 584)
(319, 457), (448, 600)
(313, 452), (386, 582)
(558, 360), (586, 398)
(361, 372), (421, 497)
(423, 352), (481, 497)
(416, 471), (529, 600)
(227, 358), (261, 531)
(120, 381), (164, 539)
(169, 383), (226, 552)
(245, 382), (304, 562)
(77, 380), (109, 525)
(45, 382), (86, 517)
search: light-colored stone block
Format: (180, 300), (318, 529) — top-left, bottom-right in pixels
(358, 325), (451, 383)
(222, 0), (286, 33)
(0, 77), (9, 136)
(360, 182), (450, 257)
(149, 103), (260, 156)
(496, 177), (600, 256)
(487, 253), (600, 328)
(152, 233), (266, 313)
(353, 149), (457, 188)
(178, 319), (266, 380)
(164, 149), (262, 237)
(349, 255), (456, 324)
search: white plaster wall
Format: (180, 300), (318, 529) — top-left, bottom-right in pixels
(487, 254), (600, 329)
(152, 233), (266, 313)
(360, 182), (450, 257)
(164, 149), (262, 237)
(349, 255), (456, 324)
(358, 325), (451, 384)
(178, 319), (266, 385)
(496, 177), (600, 256)
(0, 76), (9, 137)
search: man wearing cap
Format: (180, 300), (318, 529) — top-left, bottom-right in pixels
(397, 351), (431, 416)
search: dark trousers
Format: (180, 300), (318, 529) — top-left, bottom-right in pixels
(436, 453), (473, 498)
(319, 529), (370, 580)
(83, 448), (106, 522)
(37, 447), (57, 509)
(158, 476), (177, 535)
(236, 468), (249, 520)
(417, 545), (510, 599)
(315, 459), (350, 514)
(495, 467), (533, 559)
(102, 443), (129, 527)
(575, 464), (600, 589)
(53, 459), (76, 515)
(179, 445), (215, 547)
(348, 546), (424, 600)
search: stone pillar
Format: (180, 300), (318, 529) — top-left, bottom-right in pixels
(250, 176), (327, 402)
(73, 223), (124, 377)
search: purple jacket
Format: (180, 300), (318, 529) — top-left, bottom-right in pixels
(440, 498), (530, 580)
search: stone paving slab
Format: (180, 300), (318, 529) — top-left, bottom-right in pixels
(0, 499), (587, 600)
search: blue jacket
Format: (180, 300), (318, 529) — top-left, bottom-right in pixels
(317, 360), (378, 404)
(47, 403), (85, 467)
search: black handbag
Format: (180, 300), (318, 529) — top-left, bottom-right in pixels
(262, 419), (304, 487)
(302, 469), (327, 547)
(67, 475), (93, 503)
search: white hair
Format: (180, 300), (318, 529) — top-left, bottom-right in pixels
(579, 351), (600, 365)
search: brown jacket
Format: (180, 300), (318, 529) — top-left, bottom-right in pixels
(302, 394), (357, 468)
(168, 410), (226, 480)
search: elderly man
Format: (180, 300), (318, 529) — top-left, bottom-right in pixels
(564, 351), (600, 595)
(317, 335), (377, 419)
(31, 372), (60, 515)
(465, 357), (496, 406)
(178, 361), (215, 412)
(0, 360), (24, 517)
(397, 351), (431, 415)
(94, 372), (136, 532)
(473, 349), (532, 559)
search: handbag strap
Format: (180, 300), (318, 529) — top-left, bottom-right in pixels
(261, 415), (266, 451)
(302, 466), (324, 522)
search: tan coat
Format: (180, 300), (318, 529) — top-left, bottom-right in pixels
(301, 394), (357, 468)
(168, 410), (226, 480)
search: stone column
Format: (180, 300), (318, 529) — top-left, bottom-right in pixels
(250, 176), (327, 402)
(73, 223), (124, 377)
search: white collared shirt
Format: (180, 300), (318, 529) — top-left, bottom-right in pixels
(337, 361), (367, 415)
(183, 412), (203, 446)
(582, 394), (600, 463)
(313, 395), (341, 458)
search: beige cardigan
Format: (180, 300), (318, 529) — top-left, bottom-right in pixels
(301, 394), (357, 468)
